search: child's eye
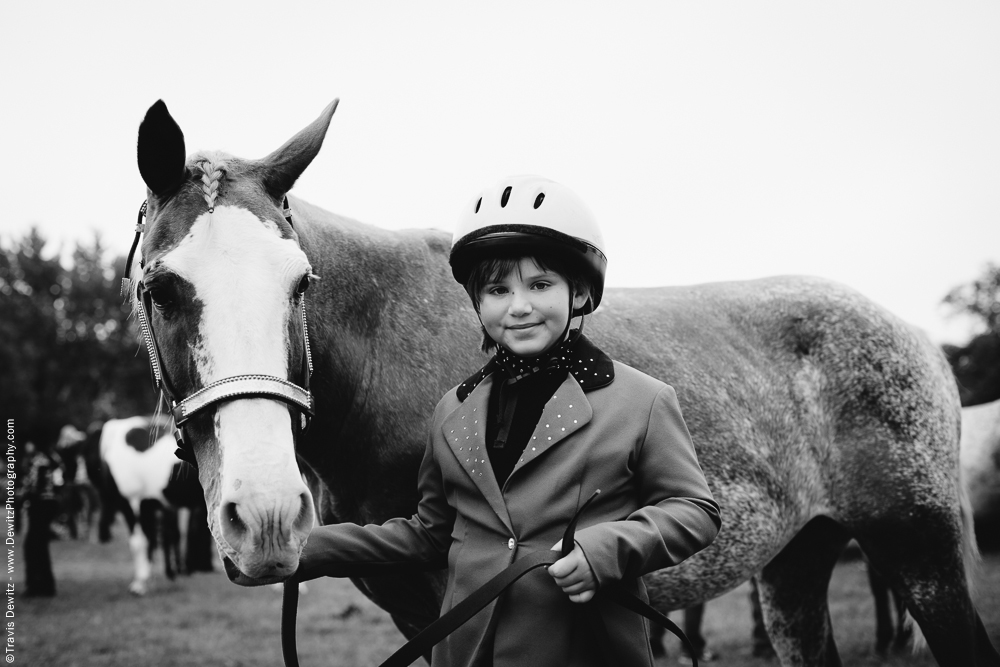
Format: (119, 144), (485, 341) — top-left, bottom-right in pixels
(487, 286), (509, 296)
(531, 281), (551, 290)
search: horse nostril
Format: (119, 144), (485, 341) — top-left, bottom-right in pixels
(222, 502), (249, 547)
(293, 492), (315, 533)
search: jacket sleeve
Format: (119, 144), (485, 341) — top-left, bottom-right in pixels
(573, 385), (721, 586)
(291, 432), (455, 582)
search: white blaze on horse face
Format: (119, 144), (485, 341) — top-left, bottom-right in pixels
(163, 205), (313, 576)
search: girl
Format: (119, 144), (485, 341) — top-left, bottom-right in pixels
(286, 175), (720, 666)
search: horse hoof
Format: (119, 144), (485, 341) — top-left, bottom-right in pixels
(128, 582), (147, 596)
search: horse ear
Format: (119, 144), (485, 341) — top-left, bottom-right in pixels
(137, 100), (188, 196)
(258, 99), (339, 198)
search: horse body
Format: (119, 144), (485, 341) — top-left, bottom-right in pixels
(98, 415), (208, 594)
(133, 100), (999, 666)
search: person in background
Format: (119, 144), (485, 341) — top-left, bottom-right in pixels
(22, 440), (63, 597)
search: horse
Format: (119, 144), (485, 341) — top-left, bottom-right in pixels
(130, 98), (1000, 666)
(54, 425), (101, 540)
(96, 415), (209, 594)
(961, 399), (1000, 550)
(944, 332), (1000, 407)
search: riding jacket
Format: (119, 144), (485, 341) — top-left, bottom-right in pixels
(295, 339), (721, 667)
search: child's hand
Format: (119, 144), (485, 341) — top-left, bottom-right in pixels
(548, 540), (597, 603)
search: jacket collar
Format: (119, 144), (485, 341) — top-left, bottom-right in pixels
(455, 333), (615, 402)
(442, 372), (594, 533)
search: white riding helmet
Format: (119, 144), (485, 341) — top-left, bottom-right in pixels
(449, 175), (607, 314)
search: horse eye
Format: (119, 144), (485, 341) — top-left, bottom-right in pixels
(296, 274), (311, 296)
(146, 283), (175, 311)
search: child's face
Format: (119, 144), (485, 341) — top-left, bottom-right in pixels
(478, 258), (588, 358)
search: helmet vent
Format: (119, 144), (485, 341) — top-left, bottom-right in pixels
(475, 197), (482, 213)
(533, 193), (545, 209)
(500, 186), (512, 208)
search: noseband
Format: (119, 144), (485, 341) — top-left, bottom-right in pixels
(122, 199), (315, 467)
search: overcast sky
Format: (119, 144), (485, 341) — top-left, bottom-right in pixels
(3, 2), (998, 343)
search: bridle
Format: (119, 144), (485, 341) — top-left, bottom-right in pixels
(122, 199), (315, 467)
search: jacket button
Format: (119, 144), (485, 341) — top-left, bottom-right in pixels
(507, 538), (515, 550)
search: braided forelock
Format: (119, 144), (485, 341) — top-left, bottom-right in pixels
(191, 151), (228, 211)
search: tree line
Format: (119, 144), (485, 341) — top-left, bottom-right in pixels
(942, 262), (1000, 406)
(1, 228), (155, 449)
(1, 227), (998, 451)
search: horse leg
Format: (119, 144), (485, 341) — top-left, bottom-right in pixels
(756, 517), (851, 667)
(891, 587), (911, 652)
(855, 506), (1000, 667)
(98, 465), (123, 543)
(65, 487), (80, 540)
(176, 507), (190, 576)
(749, 577), (775, 658)
(351, 572), (444, 663)
(682, 603), (709, 661)
(128, 501), (151, 596)
(161, 506), (180, 580)
(649, 622), (665, 658)
(84, 484), (100, 542)
(865, 559), (894, 656)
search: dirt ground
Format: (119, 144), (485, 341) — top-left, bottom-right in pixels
(14, 520), (1000, 667)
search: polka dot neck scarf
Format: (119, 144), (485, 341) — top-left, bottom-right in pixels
(493, 336), (577, 384)
(456, 333), (615, 402)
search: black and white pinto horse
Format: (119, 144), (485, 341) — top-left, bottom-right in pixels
(130, 99), (1000, 666)
(96, 415), (206, 594)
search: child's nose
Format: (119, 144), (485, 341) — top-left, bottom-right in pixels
(508, 290), (532, 315)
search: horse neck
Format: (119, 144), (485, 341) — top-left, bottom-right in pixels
(296, 204), (460, 349)
(291, 202), (483, 477)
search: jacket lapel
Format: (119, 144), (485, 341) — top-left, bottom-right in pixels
(508, 374), (593, 480)
(441, 374), (513, 532)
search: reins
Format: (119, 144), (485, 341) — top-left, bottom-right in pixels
(123, 198), (315, 467)
(280, 490), (700, 667)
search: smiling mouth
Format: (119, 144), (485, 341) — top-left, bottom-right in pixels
(508, 323), (540, 331)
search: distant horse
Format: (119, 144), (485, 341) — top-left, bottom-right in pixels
(961, 399), (1000, 550)
(944, 332), (1000, 407)
(129, 99), (1000, 666)
(54, 425), (100, 540)
(96, 415), (207, 594)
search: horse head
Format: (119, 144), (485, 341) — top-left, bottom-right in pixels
(132, 99), (338, 581)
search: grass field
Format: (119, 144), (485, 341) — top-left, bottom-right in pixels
(15, 521), (1000, 667)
